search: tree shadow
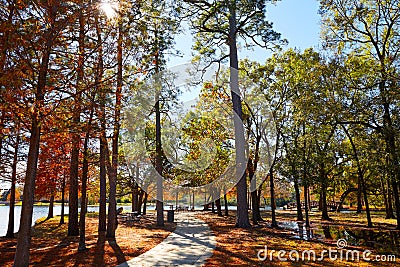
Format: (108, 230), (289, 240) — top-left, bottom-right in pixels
(93, 231), (106, 266)
(108, 239), (127, 265)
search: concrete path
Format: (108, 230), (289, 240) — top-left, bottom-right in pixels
(117, 212), (216, 267)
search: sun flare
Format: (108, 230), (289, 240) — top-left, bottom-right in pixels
(99, 1), (118, 19)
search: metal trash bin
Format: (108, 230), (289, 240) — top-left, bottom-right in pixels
(167, 210), (174, 222)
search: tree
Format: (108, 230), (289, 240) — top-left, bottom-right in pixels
(13, 1), (66, 264)
(184, 0), (283, 228)
(5, 126), (20, 238)
(320, 0), (400, 228)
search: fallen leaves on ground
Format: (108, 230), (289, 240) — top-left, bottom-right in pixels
(198, 210), (399, 267)
(0, 212), (175, 267)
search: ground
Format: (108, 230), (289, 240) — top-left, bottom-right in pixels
(1, 209), (400, 266)
(0, 211), (175, 267)
(197, 210), (400, 266)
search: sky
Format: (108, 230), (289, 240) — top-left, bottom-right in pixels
(168, 0), (321, 67)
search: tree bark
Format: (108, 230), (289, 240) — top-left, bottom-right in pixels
(303, 184), (310, 228)
(228, 1), (250, 228)
(47, 194), (54, 219)
(60, 172), (65, 225)
(320, 177), (330, 221)
(269, 169), (277, 228)
(95, 11), (107, 233)
(215, 198), (223, 216)
(155, 99), (164, 226)
(224, 193), (229, 216)
(356, 175), (363, 213)
(293, 176), (303, 221)
(142, 192), (148, 215)
(341, 125), (372, 227)
(106, 21), (123, 239)
(386, 179), (395, 219)
(336, 188), (357, 212)
(78, 102), (94, 251)
(6, 131), (19, 238)
(68, 11), (85, 237)
(13, 4), (55, 263)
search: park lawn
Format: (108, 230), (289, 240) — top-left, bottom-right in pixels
(0, 211), (175, 266)
(197, 210), (400, 267)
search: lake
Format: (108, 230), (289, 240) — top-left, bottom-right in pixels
(0, 205), (101, 237)
(0, 203), (242, 236)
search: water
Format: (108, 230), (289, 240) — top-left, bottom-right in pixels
(0, 205), (100, 236)
(279, 220), (400, 254)
(0, 203), (241, 236)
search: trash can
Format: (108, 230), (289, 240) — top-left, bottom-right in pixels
(167, 210), (174, 222)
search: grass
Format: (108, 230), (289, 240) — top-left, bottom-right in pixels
(198, 210), (400, 267)
(0, 211), (176, 266)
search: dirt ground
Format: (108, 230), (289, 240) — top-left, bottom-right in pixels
(198, 210), (400, 267)
(0, 212), (175, 266)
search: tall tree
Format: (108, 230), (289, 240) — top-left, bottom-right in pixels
(5, 127), (20, 238)
(106, 19), (123, 239)
(320, 0), (400, 228)
(13, 1), (64, 265)
(185, 0), (282, 228)
(68, 9), (85, 237)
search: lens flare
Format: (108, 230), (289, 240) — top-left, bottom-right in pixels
(99, 1), (118, 19)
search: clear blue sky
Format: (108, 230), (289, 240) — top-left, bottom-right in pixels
(168, 0), (321, 66)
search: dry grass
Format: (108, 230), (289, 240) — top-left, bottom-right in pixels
(0, 211), (175, 267)
(198, 210), (400, 267)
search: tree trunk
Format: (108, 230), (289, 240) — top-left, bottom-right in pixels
(251, 190), (261, 224)
(137, 189), (144, 215)
(78, 102), (94, 251)
(391, 181), (400, 230)
(224, 193), (229, 216)
(47, 194), (54, 219)
(381, 177), (394, 219)
(60, 173), (65, 225)
(320, 179), (330, 221)
(13, 117), (41, 266)
(228, 1), (250, 228)
(192, 191), (195, 210)
(153, 24), (164, 226)
(106, 21), (123, 239)
(387, 179), (395, 219)
(293, 176), (303, 221)
(215, 198), (223, 216)
(303, 184), (310, 228)
(142, 192), (148, 215)
(96, 12), (107, 233)
(356, 175), (363, 213)
(336, 188), (357, 212)
(133, 182), (139, 212)
(341, 125), (371, 227)
(155, 99), (164, 226)
(6, 131), (19, 238)
(270, 170), (278, 228)
(13, 4), (55, 262)
(0, 111), (6, 169)
(68, 11), (85, 237)
(381, 78), (400, 229)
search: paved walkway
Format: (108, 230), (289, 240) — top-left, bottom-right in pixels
(117, 212), (216, 267)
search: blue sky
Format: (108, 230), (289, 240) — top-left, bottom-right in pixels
(168, 0), (321, 66)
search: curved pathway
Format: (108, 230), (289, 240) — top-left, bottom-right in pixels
(117, 212), (216, 267)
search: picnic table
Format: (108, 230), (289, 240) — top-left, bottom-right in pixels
(118, 211), (141, 223)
